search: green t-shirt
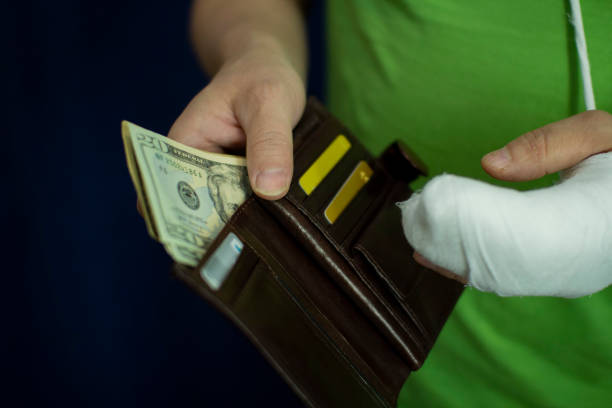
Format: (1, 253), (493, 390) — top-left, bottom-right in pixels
(326, 1), (612, 406)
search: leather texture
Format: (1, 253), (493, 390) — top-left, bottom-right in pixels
(173, 98), (463, 408)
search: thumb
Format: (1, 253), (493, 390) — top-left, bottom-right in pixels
(482, 110), (612, 181)
(235, 86), (303, 200)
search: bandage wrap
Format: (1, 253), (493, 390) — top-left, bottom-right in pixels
(399, 152), (612, 298)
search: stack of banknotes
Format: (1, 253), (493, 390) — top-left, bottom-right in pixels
(121, 121), (251, 266)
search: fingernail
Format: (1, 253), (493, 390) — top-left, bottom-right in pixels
(254, 168), (289, 196)
(483, 147), (511, 169)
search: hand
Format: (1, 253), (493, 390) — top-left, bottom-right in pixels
(401, 110), (612, 297)
(480, 110), (612, 181)
(168, 44), (306, 199)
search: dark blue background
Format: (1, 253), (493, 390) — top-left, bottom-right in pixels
(6, 1), (325, 406)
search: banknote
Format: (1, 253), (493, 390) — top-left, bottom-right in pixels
(122, 121), (251, 266)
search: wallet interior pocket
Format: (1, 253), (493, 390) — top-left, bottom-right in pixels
(351, 180), (427, 339)
(199, 230), (259, 306)
(287, 158), (391, 254)
(230, 257), (397, 408)
(353, 181), (421, 303)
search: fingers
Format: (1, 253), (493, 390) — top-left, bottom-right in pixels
(136, 199), (143, 217)
(413, 251), (468, 284)
(235, 82), (304, 199)
(482, 110), (612, 181)
(168, 89), (246, 154)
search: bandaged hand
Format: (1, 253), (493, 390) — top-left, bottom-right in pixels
(399, 110), (612, 298)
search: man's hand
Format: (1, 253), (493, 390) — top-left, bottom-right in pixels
(402, 110), (612, 297)
(480, 110), (612, 181)
(169, 45), (305, 199)
(167, 0), (307, 200)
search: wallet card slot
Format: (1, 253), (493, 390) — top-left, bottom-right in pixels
(352, 181), (425, 337)
(300, 144), (370, 218)
(324, 163), (389, 247)
(299, 134), (352, 196)
(397, 264), (464, 346)
(289, 119), (368, 206)
(351, 180), (463, 344)
(353, 181), (420, 303)
(290, 119), (342, 203)
(292, 97), (326, 150)
(212, 243), (259, 307)
(293, 118), (345, 175)
(190, 226), (259, 307)
(199, 232), (244, 291)
(285, 160), (388, 254)
(324, 160), (373, 224)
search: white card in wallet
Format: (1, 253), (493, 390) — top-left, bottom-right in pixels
(199, 232), (244, 290)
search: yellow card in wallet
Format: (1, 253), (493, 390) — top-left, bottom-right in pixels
(299, 134), (351, 195)
(324, 161), (373, 224)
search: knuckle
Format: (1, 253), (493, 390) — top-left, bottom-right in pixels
(168, 127), (211, 151)
(249, 130), (292, 156)
(516, 127), (550, 161)
(245, 79), (286, 107)
(577, 110), (612, 151)
(583, 109), (612, 125)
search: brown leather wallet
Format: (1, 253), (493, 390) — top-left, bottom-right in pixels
(173, 98), (463, 408)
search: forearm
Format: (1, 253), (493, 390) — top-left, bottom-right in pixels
(190, 0), (308, 80)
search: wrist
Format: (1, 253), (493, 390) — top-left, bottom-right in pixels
(202, 27), (306, 81)
(229, 29), (306, 79)
(190, 0), (307, 80)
